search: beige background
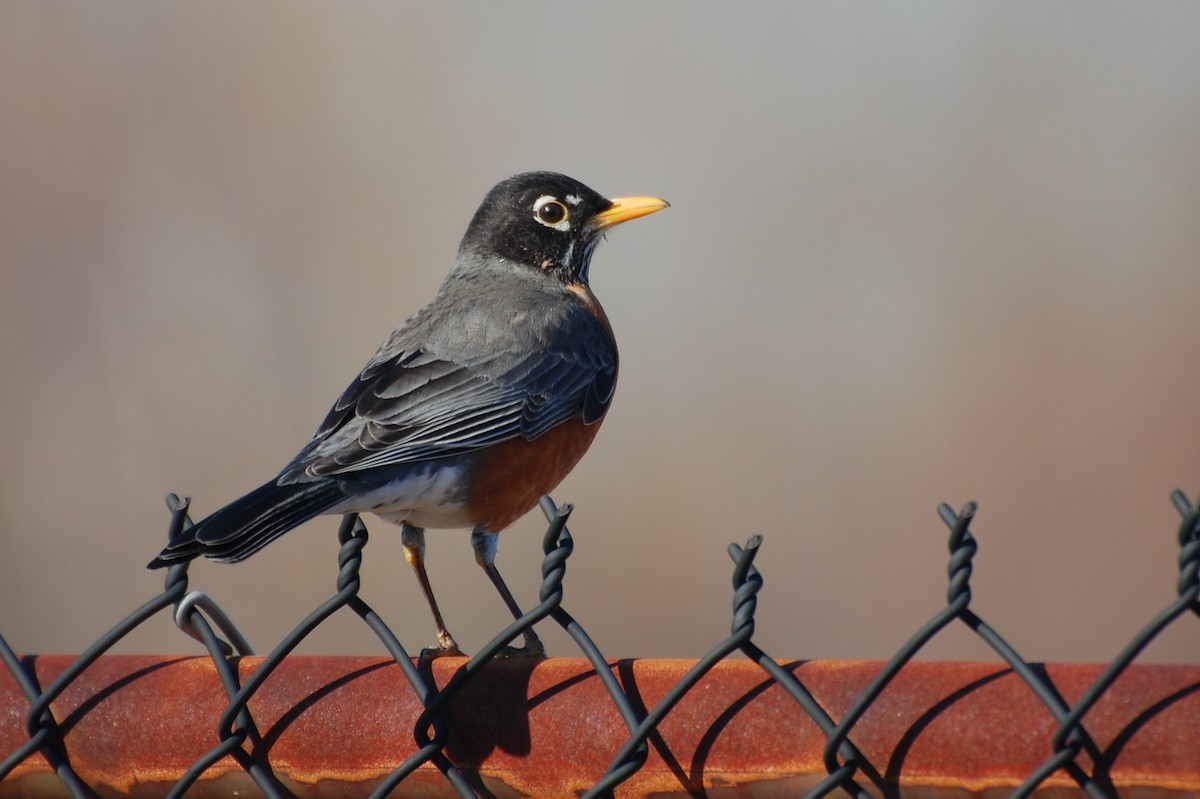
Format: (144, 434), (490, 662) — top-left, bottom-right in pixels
(1, 4), (1198, 664)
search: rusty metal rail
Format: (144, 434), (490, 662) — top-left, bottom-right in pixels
(1, 656), (1198, 798)
(1, 492), (1198, 798)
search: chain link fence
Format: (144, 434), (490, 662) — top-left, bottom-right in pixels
(2, 490), (1198, 798)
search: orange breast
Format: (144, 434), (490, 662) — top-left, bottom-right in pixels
(466, 416), (604, 532)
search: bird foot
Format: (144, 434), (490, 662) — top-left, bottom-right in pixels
(419, 634), (466, 662)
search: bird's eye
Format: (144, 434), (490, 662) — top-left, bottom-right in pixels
(533, 196), (570, 230)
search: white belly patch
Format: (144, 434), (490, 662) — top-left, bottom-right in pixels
(329, 463), (473, 530)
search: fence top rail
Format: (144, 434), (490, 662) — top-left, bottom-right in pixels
(2, 656), (1199, 799)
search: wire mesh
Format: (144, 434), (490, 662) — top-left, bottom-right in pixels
(1, 490), (1197, 798)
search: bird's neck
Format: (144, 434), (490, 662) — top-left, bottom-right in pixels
(565, 281), (614, 339)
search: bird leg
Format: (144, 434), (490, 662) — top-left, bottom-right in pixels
(401, 523), (464, 659)
(471, 528), (546, 658)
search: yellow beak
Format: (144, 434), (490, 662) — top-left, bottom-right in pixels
(591, 195), (670, 230)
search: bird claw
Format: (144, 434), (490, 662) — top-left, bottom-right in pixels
(419, 637), (466, 662)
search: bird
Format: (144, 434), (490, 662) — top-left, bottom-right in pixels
(148, 171), (668, 658)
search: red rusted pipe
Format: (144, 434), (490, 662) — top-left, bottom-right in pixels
(1, 657), (1197, 797)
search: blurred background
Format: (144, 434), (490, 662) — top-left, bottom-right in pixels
(1, 4), (1198, 663)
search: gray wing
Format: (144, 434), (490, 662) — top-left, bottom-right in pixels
(277, 311), (616, 483)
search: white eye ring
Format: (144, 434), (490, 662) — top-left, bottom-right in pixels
(533, 195), (571, 231)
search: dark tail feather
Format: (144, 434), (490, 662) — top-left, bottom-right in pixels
(147, 478), (347, 568)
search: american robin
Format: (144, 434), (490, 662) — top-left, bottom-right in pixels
(148, 171), (668, 658)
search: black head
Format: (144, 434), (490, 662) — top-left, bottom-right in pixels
(459, 172), (668, 285)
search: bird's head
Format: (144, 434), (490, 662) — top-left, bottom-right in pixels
(459, 171), (668, 285)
